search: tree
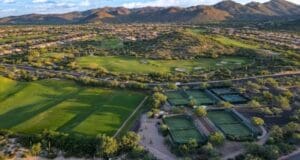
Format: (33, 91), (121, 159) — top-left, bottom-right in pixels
(151, 99), (161, 109)
(159, 124), (169, 136)
(178, 144), (189, 155)
(189, 98), (196, 108)
(168, 83), (178, 90)
(244, 154), (264, 160)
(98, 135), (119, 157)
(187, 139), (198, 152)
(121, 132), (140, 151)
(246, 81), (261, 93)
(153, 92), (167, 104)
(31, 143), (42, 158)
(199, 82), (209, 89)
(218, 101), (233, 108)
(195, 107), (207, 117)
(274, 96), (290, 110)
(282, 90), (293, 100)
(265, 78), (278, 87)
(209, 132), (225, 145)
(248, 100), (261, 108)
(251, 117), (264, 126)
(263, 91), (273, 100)
(269, 125), (284, 143)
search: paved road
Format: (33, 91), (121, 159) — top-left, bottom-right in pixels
(1, 63), (300, 87)
(279, 147), (300, 160)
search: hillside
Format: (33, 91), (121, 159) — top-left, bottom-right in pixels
(0, 0), (299, 24)
(127, 30), (237, 59)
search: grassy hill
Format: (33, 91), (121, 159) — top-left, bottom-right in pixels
(128, 30), (238, 59)
(0, 76), (145, 136)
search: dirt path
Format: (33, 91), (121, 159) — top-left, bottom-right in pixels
(138, 115), (177, 160)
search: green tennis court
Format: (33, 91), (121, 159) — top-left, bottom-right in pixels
(186, 90), (217, 105)
(210, 88), (236, 95)
(207, 110), (254, 138)
(166, 91), (185, 99)
(221, 123), (253, 137)
(220, 94), (248, 103)
(169, 129), (204, 144)
(164, 115), (195, 130)
(167, 90), (218, 106)
(207, 110), (239, 124)
(164, 115), (206, 144)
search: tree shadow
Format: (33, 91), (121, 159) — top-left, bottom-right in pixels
(0, 83), (28, 102)
(57, 92), (133, 136)
(0, 90), (79, 129)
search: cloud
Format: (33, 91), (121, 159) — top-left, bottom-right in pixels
(32, 0), (48, 3)
(122, 0), (299, 7)
(80, 0), (91, 7)
(122, 0), (208, 8)
(2, 0), (15, 4)
(0, 8), (16, 12)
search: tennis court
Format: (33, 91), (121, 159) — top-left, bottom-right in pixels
(220, 94), (248, 103)
(209, 87), (249, 104)
(166, 91), (185, 99)
(164, 115), (195, 130)
(185, 90), (217, 105)
(207, 109), (254, 138)
(210, 88), (236, 95)
(166, 90), (219, 106)
(166, 91), (189, 106)
(164, 115), (206, 144)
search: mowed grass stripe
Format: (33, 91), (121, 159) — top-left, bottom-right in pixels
(0, 76), (145, 136)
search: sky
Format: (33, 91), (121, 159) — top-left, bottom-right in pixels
(0, 0), (299, 18)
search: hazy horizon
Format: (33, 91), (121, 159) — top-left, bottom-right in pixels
(0, 0), (299, 18)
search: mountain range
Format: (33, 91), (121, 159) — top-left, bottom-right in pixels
(0, 0), (299, 24)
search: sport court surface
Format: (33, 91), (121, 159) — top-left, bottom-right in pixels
(164, 115), (206, 144)
(166, 91), (189, 106)
(207, 110), (253, 137)
(0, 76), (145, 136)
(209, 87), (249, 104)
(185, 90), (217, 105)
(166, 90), (217, 106)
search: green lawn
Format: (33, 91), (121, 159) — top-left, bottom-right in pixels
(0, 76), (144, 136)
(76, 56), (250, 74)
(213, 36), (259, 49)
(101, 38), (123, 49)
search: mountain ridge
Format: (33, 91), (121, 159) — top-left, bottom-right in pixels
(0, 0), (299, 24)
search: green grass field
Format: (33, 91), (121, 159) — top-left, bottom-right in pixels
(213, 36), (259, 49)
(0, 76), (145, 136)
(76, 56), (250, 74)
